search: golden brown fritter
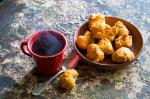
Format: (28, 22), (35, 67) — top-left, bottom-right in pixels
(115, 21), (126, 28)
(106, 24), (111, 29)
(88, 14), (106, 33)
(86, 44), (104, 62)
(92, 26), (118, 41)
(59, 69), (79, 89)
(98, 38), (114, 55)
(117, 28), (129, 37)
(112, 47), (134, 63)
(115, 35), (132, 49)
(75, 31), (94, 50)
(91, 31), (103, 39)
(111, 26), (118, 36)
(115, 21), (129, 37)
(90, 23), (106, 33)
(84, 30), (90, 36)
(89, 13), (105, 25)
(75, 36), (88, 50)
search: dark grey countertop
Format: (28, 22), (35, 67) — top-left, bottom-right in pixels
(0, 0), (150, 99)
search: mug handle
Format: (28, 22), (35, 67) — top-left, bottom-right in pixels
(21, 40), (32, 57)
(67, 53), (80, 69)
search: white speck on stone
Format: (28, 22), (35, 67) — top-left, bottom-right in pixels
(127, 91), (137, 99)
(10, 40), (20, 49)
(127, 72), (146, 98)
(0, 49), (9, 58)
(146, 17), (150, 23)
(115, 82), (125, 90)
(43, 0), (55, 8)
(1, 58), (12, 64)
(17, 13), (24, 17)
(81, 82), (90, 90)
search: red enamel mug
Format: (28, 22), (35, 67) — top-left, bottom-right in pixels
(21, 30), (67, 76)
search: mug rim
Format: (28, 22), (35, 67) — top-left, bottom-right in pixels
(27, 30), (67, 58)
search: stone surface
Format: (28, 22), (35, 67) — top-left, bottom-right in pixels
(0, 0), (150, 99)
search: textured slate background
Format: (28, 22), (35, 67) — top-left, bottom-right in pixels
(0, 0), (150, 99)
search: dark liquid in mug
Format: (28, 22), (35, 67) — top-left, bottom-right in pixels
(32, 31), (64, 56)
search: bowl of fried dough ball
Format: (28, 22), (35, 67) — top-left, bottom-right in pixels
(74, 13), (143, 70)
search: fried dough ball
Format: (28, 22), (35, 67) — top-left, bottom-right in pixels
(88, 14), (106, 33)
(98, 38), (114, 55)
(102, 28), (116, 41)
(86, 44), (104, 62)
(89, 13), (105, 25)
(75, 31), (94, 50)
(117, 28), (129, 37)
(92, 26), (118, 41)
(115, 21), (126, 28)
(75, 36), (88, 50)
(90, 22), (107, 33)
(106, 24), (111, 29)
(115, 35), (132, 49)
(92, 31), (103, 39)
(115, 21), (129, 37)
(112, 47), (134, 63)
(111, 26), (118, 36)
(59, 69), (79, 89)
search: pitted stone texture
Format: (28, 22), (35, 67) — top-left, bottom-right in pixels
(0, 0), (150, 98)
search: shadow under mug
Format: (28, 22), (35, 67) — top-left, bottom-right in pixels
(21, 30), (67, 76)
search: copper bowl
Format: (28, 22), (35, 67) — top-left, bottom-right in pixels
(73, 17), (143, 70)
